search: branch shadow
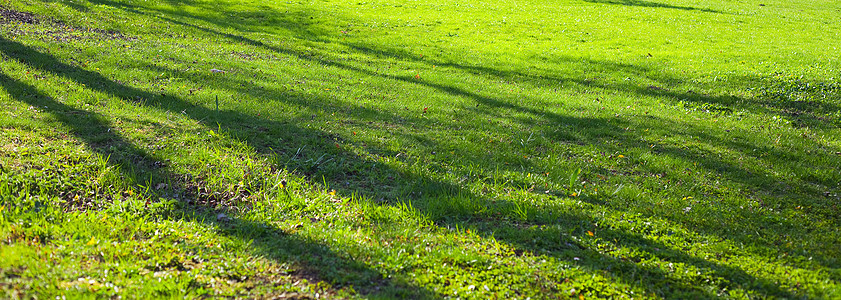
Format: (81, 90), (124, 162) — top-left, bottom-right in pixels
(105, 40), (822, 299)
(0, 36), (432, 298)
(582, 0), (723, 13)
(7, 0), (840, 297)
(344, 40), (840, 131)
(80, 0), (841, 291)
(132, 0), (837, 266)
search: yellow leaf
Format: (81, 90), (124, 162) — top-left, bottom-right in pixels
(587, 231), (594, 237)
(329, 190), (336, 196)
(618, 155), (625, 158)
(579, 294), (585, 300)
(86, 237), (97, 246)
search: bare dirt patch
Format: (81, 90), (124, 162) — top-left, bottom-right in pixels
(1, 6), (134, 41)
(0, 6), (39, 24)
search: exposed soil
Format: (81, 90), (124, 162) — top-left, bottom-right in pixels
(58, 171), (256, 213)
(1, 6), (134, 41)
(0, 6), (39, 24)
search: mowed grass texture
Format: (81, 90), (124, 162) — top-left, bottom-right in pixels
(1, 0), (839, 298)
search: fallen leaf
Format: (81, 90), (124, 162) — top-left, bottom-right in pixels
(587, 231), (594, 237)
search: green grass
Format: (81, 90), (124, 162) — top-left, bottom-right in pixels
(1, 0), (839, 298)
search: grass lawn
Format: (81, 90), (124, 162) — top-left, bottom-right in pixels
(1, 0), (839, 298)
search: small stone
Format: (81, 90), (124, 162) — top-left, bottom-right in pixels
(216, 213), (231, 222)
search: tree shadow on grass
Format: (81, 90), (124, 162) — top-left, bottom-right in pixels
(336, 42), (841, 215)
(478, 211), (795, 297)
(88, 0), (841, 278)
(0, 32), (745, 298)
(344, 41), (841, 131)
(112, 45), (824, 297)
(8, 1), (841, 297)
(133, 0), (836, 258)
(0, 70), (161, 203)
(396, 179), (800, 297)
(0, 36), (432, 298)
(143, 21), (841, 268)
(582, 0), (723, 13)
